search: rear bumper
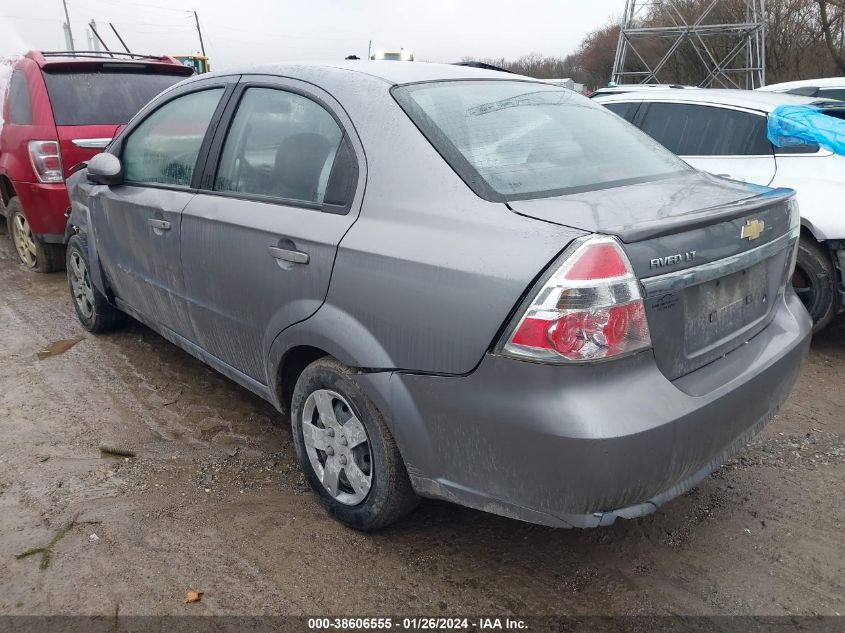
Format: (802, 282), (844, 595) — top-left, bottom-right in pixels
(11, 180), (70, 239)
(380, 290), (811, 528)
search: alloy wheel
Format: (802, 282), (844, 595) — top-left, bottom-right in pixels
(69, 250), (95, 320)
(11, 213), (37, 268)
(301, 389), (373, 505)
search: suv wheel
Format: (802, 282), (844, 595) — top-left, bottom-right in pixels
(66, 234), (126, 333)
(291, 357), (418, 530)
(792, 235), (837, 333)
(7, 197), (64, 273)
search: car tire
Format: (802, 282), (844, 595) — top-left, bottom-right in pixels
(0, 198), (7, 235)
(792, 235), (837, 333)
(66, 234), (127, 333)
(7, 197), (64, 273)
(291, 357), (419, 530)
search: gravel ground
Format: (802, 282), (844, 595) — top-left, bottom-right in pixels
(0, 224), (843, 618)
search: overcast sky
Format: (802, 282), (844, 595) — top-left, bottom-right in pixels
(1, 0), (622, 68)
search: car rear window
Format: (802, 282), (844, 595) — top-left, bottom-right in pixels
(393, 80), (689, 202)
(42, 69), (187, 125)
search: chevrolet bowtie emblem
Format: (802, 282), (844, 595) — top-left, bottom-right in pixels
(741, 219), (765, 241)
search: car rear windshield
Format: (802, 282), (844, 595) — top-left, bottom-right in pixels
(393, 80), (690, 202)
(42, 69), (187, 126)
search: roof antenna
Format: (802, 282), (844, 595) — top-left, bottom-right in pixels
(109, 23), (132, 54)
(88, 21), (115, 58)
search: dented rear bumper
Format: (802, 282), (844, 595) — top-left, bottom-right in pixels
(381, 290), (811, 528)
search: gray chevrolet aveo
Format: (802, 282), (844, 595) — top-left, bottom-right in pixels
(66, 62), (811, 530)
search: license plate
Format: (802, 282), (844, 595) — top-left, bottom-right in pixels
(684, 261), (769, 351)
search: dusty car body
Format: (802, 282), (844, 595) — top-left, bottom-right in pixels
(66, 62), (811, 530)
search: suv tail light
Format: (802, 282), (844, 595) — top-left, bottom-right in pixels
(500, 235), (652, 363)
(28, 141), (64, 183)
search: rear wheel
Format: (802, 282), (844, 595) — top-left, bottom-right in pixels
(7, 197), (64, 273)
(792, 235), (837, 333)
(291, 357), (418, 530)
(66, 234), (126, 333)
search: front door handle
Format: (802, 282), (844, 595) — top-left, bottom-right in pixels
(268, 246), (309, 265)
(147, 218), (172, 232)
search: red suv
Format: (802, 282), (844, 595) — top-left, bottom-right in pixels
(0, 51), (193, 271)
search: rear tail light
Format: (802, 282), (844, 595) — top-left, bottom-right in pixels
(28, 140), (64, 183)
(500, 235), (652, 363)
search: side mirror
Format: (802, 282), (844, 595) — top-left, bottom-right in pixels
(87, 152), (123, 185)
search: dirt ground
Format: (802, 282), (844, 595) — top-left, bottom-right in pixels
(0, 224), (843, 619)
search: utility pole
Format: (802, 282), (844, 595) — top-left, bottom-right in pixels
(89, 20), (100, 52)
(368, 39), (372, 60)
(193, 11), (206, 56)
(61, 0), (75, 50)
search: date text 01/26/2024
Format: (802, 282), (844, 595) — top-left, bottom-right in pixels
(307, 617), (528, 630)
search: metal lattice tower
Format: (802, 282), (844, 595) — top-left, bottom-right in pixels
(612, 0), (766, 89)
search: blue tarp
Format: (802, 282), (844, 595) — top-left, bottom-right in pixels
(767, 104), (845, 155)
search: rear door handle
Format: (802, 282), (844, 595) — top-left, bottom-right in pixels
(268, 246), (309, 265)
(147, 218), (171, 232)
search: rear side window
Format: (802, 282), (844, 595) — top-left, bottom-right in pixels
(785, 86), (819, 97)
(42, 70), (187, 125)
(8, 70), (33, 125)
(638, 103), (772, 156)
(394, 81), (689, 202)
(123, 88), (223, 187)
(603, 101), (639, 123)
(818, 88), (845, 101)
(214, 87), (344, 205)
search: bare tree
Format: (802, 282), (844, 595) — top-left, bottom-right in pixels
(817, 0), (845, 71)
(463, 0), (845, 91)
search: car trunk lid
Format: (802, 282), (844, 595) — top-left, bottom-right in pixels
(508, 172), (799, 379)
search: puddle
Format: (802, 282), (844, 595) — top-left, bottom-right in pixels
(36, 336), (84, 360)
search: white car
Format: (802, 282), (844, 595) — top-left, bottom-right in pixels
(757, 77), (845, 101)
(589, 84), (699, 98)
(594, 89), (845, 331)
